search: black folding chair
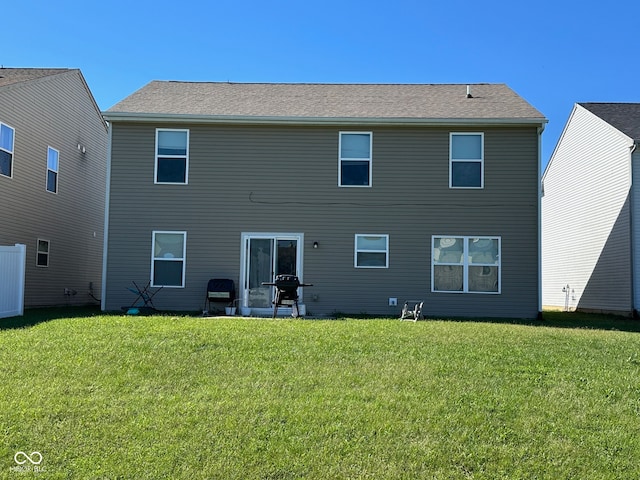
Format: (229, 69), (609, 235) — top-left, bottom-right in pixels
(202, 278), (236, 315)
(127, 281), (162, 312)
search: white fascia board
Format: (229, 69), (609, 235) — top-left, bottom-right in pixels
(101, 111), (547, 127)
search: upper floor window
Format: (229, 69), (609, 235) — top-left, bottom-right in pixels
(450, 133), (483, 188)
(36, 239), (50, 267)
(432, 236), (500, 293)
(355, 234), (389, 268)
(0, 122), (15, 178)
(152, 231), (186, 287)
(46, 147), (59, 193)
(155, 129), (189, 184)
(339, 132), (372, 187)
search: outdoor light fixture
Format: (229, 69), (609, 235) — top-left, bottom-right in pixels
(313, 242), (319, 249)
(77, 143), (86, 154)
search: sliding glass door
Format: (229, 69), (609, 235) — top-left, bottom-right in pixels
(241, 233), (303, 309)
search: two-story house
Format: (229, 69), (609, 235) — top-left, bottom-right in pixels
(102, 82), (546, 318)
(0, 68), (108, 314)
(542, 103), (640, 315)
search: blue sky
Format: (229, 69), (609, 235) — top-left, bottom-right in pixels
(4, 0), (639, 170)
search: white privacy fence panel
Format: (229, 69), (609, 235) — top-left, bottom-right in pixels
(0, 244), (26, 318)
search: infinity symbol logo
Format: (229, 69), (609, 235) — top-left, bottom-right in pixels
(14, 451), (43, 465)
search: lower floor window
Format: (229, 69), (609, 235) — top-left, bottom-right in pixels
(152, 231), (186, 287)
(432, 236), (500, 293)
(36, 239), (49, 267)
(355, 234), (389, 268)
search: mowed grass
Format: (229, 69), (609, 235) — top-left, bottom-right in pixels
(1, 310), (640, 479)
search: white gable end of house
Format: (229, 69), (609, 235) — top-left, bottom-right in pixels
(542, 104), (635, 312)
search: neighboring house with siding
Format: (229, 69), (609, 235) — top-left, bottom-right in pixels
(102, 82), (546, 318)
(542, 103), (640, 316)
(0, 68), (108, 308)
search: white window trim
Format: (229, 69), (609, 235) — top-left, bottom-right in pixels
(449, 132), (484, 189)
(151, 230), (187, 288)
(154, 128), (190, 185)
(46, 146), (59, 194)
(354, 234), (389, 268)
(0, 121), (15, 179)
(36, 238), (50, 268)
(339, 131), (373, 187)
(431, 235), (501, 294)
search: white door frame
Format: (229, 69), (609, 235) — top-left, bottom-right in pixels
(239, 232), (305, 315)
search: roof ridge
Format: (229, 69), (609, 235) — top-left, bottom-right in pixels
(580, 101), (640, 106)
(157, 80), (501, 86)
(0, 67), (73, 74)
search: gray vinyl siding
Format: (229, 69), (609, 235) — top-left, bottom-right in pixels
(542, 105), (633, 314)
(0, 71), (107, 307)
(105, 122), (540, 318)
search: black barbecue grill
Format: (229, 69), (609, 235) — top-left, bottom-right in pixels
(262, 274), (312, 318)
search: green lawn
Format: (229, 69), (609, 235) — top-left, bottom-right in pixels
(1, 310), (639, 479)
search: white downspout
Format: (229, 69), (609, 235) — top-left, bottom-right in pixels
(538, 123), (546, 319)
(630, 142), (638, 316)
(101, 121), (112, 311)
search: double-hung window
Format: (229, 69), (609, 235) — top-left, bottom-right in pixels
(339, 132), (372, 187)
(152, 231), (186, 287)
(450, 133), (483, 188)
(155, 129), (189, 184)
(46, 147), (59, 193)
(36, 239), (50, 267)
(355, 234), (389, 268)
(0, 122), (15, 178)
(432, 236), (500, 293)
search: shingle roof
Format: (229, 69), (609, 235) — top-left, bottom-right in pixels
(580, 103), (640, 142)
(105, 81), (545, 124)
(0, 68), (73, 88)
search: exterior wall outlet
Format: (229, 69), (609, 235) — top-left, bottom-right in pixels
(388, 297), (397, 307)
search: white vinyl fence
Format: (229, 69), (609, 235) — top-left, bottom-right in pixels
(0, 244), (26, 318)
